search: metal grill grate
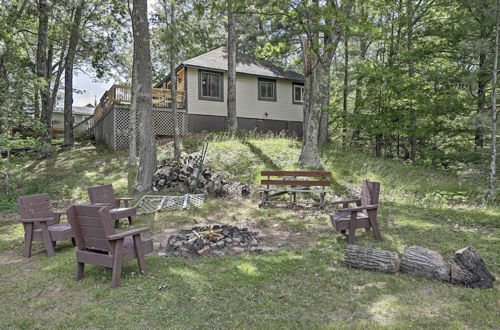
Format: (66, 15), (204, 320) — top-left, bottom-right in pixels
(135, 194), (205, 215)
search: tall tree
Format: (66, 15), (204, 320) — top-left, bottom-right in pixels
(487, 0), (499, 201)
(132, 0), (156, 193)
(299, 0), (353, 168)
(63, 0), (85, 146)
(342, 31), (349, 145)
(129, 56), (138, 167)
(36, 0), (51, 158)
(170, 1), (181, 159)
(226, 4), (238, 130)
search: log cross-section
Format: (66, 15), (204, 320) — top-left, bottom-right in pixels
(450, 246), (495, 289)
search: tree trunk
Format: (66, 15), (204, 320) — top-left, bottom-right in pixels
(63, 0), (84, 146)
(407, 0), (417, 161)
(299, 0), (352, 168)
(36, 0), (51, 158)
(476, 14), (488, 149)
(400, 246), (450, 282)
(170, 2), (181, 159)
(226, 9), (238, 130)
(318, 111), (329, 145)
(342, 34), (349, 145)
(487, 5), (498, 201)
(129, 55), (137, 167)
(375, 134), (382, 157)
(344, 245), (400, 274)
(300, 61), (329, 168)
(352, 38), (369, 147)
(300, 36), (312, 142)
(132, 0), (156, 193)
(450, 246), (495, 288)
(34, 90), (40, 119)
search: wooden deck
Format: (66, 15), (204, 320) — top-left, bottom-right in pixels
(93, 85), (185, 120)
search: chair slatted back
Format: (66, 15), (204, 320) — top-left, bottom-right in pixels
(360, 180), (381, 213)
(67, 205), (115, 253)
(17, 194), (57, 229)
(88, 184), (119, 208)
(260, 171), (331, 187)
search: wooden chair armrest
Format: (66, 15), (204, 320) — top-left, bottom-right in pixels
(339, 204), (379, 212)
(53, 211), (66, 223)
(117, 197), (133, 207)
(331, 199), (361, 206)
(19, 217), (53, 223)
(107, 227), (149, 240)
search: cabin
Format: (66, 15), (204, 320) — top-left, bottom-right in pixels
(51, 104), (94, 138)
(82, 47), (304, 150)
(156, 47), (304, 135)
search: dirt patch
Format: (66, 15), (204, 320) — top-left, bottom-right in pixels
(152, 218), (315, 256)
(150, 198), (323, 256)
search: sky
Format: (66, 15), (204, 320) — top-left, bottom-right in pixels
(72, 0), (159, 107)
(73, 73), (113, 107)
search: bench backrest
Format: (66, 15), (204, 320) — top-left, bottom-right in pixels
(17, 193), (57, 229)
(67, 204), (115, 253)
(260, 171), (331, 187)
(87, 184), (119, 208)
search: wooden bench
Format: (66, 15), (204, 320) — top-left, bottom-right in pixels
(259, 171), (331, 209)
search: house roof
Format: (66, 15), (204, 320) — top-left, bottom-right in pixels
(156, 47), (304, 87)
(54, 104), (95, 116)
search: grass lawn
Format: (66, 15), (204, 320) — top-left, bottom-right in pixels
(0, 133), (498, 329)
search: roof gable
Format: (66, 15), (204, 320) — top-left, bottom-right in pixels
(182, 47), (303, 81)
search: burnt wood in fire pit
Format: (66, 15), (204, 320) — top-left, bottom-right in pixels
(165, 225), (261, 256)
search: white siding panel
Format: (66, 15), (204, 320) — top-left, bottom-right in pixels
(186, 67), (303, 122)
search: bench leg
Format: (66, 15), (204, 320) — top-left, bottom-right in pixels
(319, 193), (325, 209)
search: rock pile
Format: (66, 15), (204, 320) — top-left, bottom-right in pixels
(163, 225), (261, 257)
(152, 157), (251, 197)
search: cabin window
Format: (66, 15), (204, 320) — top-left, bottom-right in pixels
(293, 83), (304, 104)
(258, 78), (276, 101)
(199, 70), (223, 101)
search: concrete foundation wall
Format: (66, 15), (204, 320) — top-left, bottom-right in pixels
(188, 114), (303, 137)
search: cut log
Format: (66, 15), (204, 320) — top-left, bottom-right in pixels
(400, 246), (450, 282)
(450, 246), (495, 288)
(344, 245), (400, 274)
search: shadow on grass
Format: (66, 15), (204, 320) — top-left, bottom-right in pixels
(242, 139), (279, 170)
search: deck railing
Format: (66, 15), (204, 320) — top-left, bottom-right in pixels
(74, 114), (95, 139)
(93, 84), (185, 121)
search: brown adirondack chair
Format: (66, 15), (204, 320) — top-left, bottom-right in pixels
(66, 204), (153, 288)
(17, 194), (74, 258)
(330, 179), (382, 244)
(87, 184), (135, 227)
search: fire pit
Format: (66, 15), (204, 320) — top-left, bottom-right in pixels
(165, 225), (261, 256)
